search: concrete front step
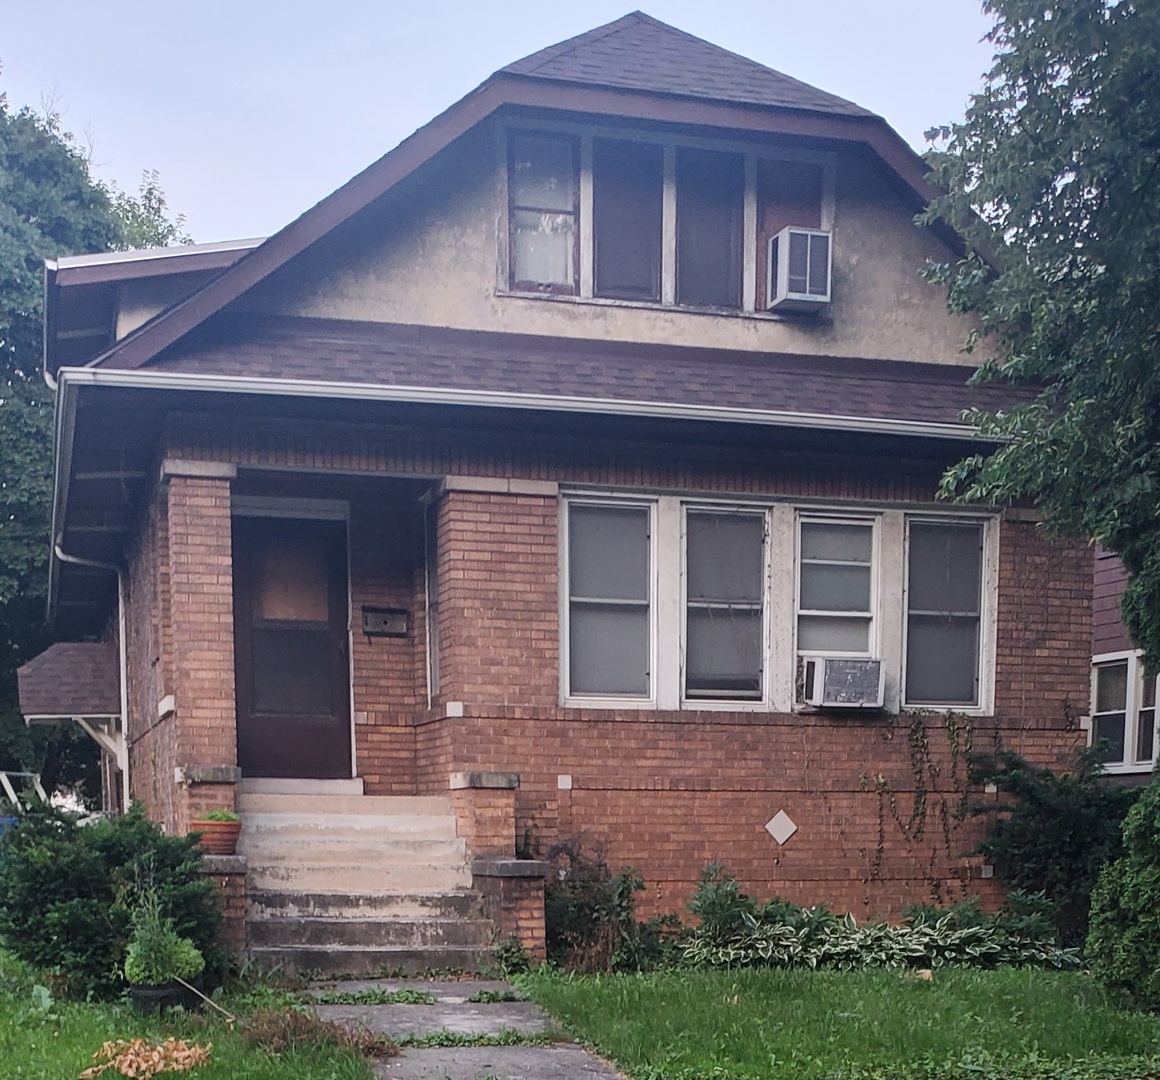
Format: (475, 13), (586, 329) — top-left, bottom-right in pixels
(247, 944), (492, 977)
(248, 915), (492, 949)
(247, 889), (482, 920)
(247, 861), (472, 894)
(237, 793), (453, 816)
(239, 813), (459, 839)
(240, 837), (466, 866)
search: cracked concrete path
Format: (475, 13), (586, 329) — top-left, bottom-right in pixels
(309, 978), (625, 1080)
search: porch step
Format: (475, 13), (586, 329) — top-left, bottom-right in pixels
(247, 889), (482, 921)
(247, 861), (472, 894)
(245, 944), (492, 977)
(237, 793), (451, 816)
(237, 778), (365, 797)
(248, 915), (491, 949)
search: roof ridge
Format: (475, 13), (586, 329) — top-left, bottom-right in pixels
(501, 12), (646, 77)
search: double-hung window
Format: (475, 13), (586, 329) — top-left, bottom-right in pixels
(796, 518), (875, 656)
(509, 133), (579, 294)
(1091, 653), (1159, 771)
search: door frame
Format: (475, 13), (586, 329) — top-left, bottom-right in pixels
(231, 496), (356, 779)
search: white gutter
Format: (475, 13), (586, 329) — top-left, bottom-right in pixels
(51, 542), (130, 812)
(56, 366), (983, 441)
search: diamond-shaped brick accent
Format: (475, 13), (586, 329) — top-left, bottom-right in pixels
(765, 810), (797, 846)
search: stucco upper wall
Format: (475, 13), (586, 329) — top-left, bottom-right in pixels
(232, 119), (978, 366)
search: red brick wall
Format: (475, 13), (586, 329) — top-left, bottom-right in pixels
(148, 414), (1087, 916)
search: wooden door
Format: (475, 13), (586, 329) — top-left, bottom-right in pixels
(233, 518), (351, 778)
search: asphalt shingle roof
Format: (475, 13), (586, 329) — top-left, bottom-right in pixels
(500, 11), (876, 118)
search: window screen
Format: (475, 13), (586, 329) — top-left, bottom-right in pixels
(797, 520), (873, 654)
(905, 522), (983, 706)
(593, 140), (663, 301)
(676, 148), (744, 309)
(1093, 661), (1129, 764)
(685, 511), (764, 699)
(1137, 674), (1156, 764)
(567, 504), (650, 696)
(509, 134), (577, 292)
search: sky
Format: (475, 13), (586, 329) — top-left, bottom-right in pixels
(1, 1), (995, 245)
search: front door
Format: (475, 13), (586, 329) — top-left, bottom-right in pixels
(233, 517), (351, 778)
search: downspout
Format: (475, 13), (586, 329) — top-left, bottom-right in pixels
(52, 540), (130, 812)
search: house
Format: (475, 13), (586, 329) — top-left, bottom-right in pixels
(20, 12), (1090, 970)
(1090, 550), (1157, 782)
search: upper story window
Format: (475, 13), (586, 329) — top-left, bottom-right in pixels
(504, 129), (832, 314)
(508, 133), (579, 293)
(1091, 652), (1159, 772)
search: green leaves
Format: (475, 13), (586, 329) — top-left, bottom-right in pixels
(925, 0), (1160, 665)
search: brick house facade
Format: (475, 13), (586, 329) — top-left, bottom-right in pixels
(22, 13), (1088, 966)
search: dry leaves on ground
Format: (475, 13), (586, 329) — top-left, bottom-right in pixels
(78, 1037), (211, 1079)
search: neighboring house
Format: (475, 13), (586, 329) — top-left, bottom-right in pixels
(1091, 549), (1157, 781)
(20, 13), (1089, 970)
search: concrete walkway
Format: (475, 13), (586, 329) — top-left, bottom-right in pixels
(310, 978), (624, 1080)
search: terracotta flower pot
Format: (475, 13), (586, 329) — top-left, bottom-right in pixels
(190, 818), (241, 856)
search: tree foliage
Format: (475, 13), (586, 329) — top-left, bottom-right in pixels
(922, 0), (1160, 666)
(0, 87), (189, 798)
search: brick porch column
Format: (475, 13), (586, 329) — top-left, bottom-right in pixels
(165, 464), (239, 833)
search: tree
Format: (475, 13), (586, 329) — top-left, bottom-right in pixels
(922, 0), (1160, 667)
(0, 88), (190, 801)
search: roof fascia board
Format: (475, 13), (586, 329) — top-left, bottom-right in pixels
(52, 242), (261, 287)
(84, 74), (943, 375)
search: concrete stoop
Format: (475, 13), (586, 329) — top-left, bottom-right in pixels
(237, 789), (491, 975)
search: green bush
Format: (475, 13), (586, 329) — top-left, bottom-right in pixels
(0, 804), (224, 998)
(1087, 775), (1160, 1010)
(970, 749), (1138, 944)
(681, 865), (1078, 971)
(122, 887), (205, 985)
(543, 838), (676, 972)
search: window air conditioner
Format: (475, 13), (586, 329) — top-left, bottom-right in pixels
(767, 227), (832, 311)
(803, 656), (884, 709)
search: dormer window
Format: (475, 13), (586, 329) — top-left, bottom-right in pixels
(505, 129), (831, 314)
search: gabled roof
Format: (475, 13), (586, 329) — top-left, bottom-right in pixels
(502, 12), (875, 118)
(60, 12), (941, 378)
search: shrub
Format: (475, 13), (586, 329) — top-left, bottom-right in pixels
(1087, 775), (1160, 1010)
(681, 865), (1078, 970)
(970, 749), (1138, 944)
(543, 838), (676, 972)
(123, 888), (205, 985)
(0, 804), (224, 998)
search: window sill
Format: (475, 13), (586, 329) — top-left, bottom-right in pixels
(496, 288), (830, 325)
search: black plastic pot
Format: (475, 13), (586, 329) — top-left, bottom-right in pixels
(128, 976), (203, 1014)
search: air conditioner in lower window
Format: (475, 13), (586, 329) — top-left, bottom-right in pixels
(803, 656), (884, 709)
(767, 227), (832, 311)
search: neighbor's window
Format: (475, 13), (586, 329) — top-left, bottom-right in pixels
(1091, 654), (1159, 769)
(566, 502), (651, 697)
(904, 521), (984, 707)
(684, 510), (765, 700)
(676, 148), (744, 309)
(508, 133), (578, 293)
(796, 519), (874, 655)
(593, 138), (664, 302)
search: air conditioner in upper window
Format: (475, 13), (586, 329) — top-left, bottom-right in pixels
(802, 656), (883, 709)
(767, 227), (832, 311)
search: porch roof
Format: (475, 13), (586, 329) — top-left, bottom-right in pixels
(18, 642), (120, 721)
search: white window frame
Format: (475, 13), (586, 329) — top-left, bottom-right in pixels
(900, 515), (998, 714)
(497, 119), (837, 317)
(560, 493), (998, 715)
(1090, 650), (1159, 774)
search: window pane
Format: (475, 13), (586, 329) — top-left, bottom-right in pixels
(801, 522), (872, 563)
(687, 512), (763, 601)
(1143, 676), (1157, 710)
(1093, 712), (1127, 764)
(1096, 662), (1129, 712)
(594, 140), (663, 301)
(510, 135), (574, 210)
(569, 605), (649, 696)
(807, 233), (830, 296)
(252, 627), (332, 714)
(686, 608), (762, 698)
(569, 505), (649, 601)
(787, 230), (810, 294)
(512, 209), (574, 287)
(798, 615), (869, 653)
(800, 564), (871, 612)
(676, 148), (744, 308)
(253, 538), (328, 622)
(905, 615), (979, 705)
(908, 523), (982, 614)
(1136, 709), (1155, 763)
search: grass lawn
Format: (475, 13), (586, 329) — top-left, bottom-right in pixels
(0, 953), (375, 1080)
(523, 967), (1160, 1080)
